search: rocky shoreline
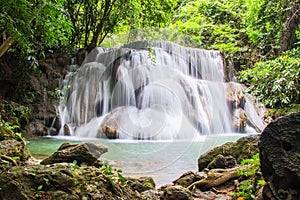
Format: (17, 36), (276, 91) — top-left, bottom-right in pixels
(0, 112), (299, 199)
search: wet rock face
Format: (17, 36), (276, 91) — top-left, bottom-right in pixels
(232, 108), (247, 132)
(259, 112), (300, 199)
(25, 120), (48, 136)
(40, 142), (108, 166)
(198, 135), (260, 171)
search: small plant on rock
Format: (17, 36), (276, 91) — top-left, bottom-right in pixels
(234, 153), (265, 200)
(101, 160), (127, 185)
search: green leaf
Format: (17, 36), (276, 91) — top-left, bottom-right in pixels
(37, 185), (43, 191)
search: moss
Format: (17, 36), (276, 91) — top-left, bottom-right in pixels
(265, 104), (300, 119)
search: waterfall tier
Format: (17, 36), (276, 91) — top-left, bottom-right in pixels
(57, 41), (265, 139)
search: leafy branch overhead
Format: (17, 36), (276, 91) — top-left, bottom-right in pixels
(0, 0), (177, 57)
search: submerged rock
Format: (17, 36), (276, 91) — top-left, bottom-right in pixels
(260, 112), (300, 199)
(198, 135), (259, 171)
(40, 142), (108, 166)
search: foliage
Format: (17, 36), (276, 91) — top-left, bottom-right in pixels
(169, 0), (245, 50)
(0, 101), (31, 126)
(101, 160), (127, 185)
(0, 101), (31, 139)
(0, 0), (72, 58)
(243, 0), (291, 57)
(235, 153), (265, 200)
(166, 0), (298, 69)
(66, 0), (178, 50)
(239, 47), (300, 108)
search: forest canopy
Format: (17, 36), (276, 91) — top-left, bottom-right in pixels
(0, 0), (299, 109)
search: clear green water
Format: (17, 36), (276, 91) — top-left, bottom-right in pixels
(27, 134), (247, 187)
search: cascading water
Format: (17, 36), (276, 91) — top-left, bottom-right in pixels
(57, 41), (263, 140)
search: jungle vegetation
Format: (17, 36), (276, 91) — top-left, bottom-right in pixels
(0, 0), (299, 110)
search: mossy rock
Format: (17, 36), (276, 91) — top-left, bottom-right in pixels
(0, 127), (23, 142)
(0, 127), (31, 166)
(198, 135), (259, 171)
(265, 104), (300, 119)
(160, 185), (193, 200)
(126, 176), (156, 192)
(0, 163), (143, 200)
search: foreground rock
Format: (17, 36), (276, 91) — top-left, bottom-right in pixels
(0, 141), (156, 200)
(40, 142), (108, 166)
(259, 112), (300, 199)
(0, 163), (153, 200)
(160, 185), (193, 200)
(0, 126), (31, 171)
(198, 135), (259, 171)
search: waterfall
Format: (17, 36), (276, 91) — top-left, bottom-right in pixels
(57, 41), (263, 139)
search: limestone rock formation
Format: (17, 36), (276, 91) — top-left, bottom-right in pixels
(198, 135), (259, 171)
(225, 82), (245, 109)
(40, 142), (108, 166)
(259, 112), (300, 200)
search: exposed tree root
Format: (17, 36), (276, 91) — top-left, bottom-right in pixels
(0, 154), (18, 166)
(187, 165), (254, 190)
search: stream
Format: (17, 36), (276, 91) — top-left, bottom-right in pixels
(27, 133), (249, 187)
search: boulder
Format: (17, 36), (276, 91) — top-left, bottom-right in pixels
(101, 125), (118, 139)
(126, 176), (156, 192)
(259, 112), (300, 199)
(141, 189), (160, 200)
(40, 142), (108, 166)
(98, 107), (124, 139)
(63, 124), (71, 136)
(198, 135), (259, 171)
(173, 171), (204, 188)
(206, 154), (237, 169)
(0, 164), (142, 200)
(25, 120), (48, 136)
(160, 185), (193, 200)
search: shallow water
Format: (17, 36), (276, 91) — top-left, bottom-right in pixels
(27, 133), (250, 187)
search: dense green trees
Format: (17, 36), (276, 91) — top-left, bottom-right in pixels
(0, 0), (177, 57)
(167, 0), (299, 108)
(0, 0), (72, 57)
(0, 0), (299, 109)
(239, 48), (300, 108)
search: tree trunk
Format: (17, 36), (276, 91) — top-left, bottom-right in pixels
(279, 1), (300, 52)
(0, 36), (15, 58)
